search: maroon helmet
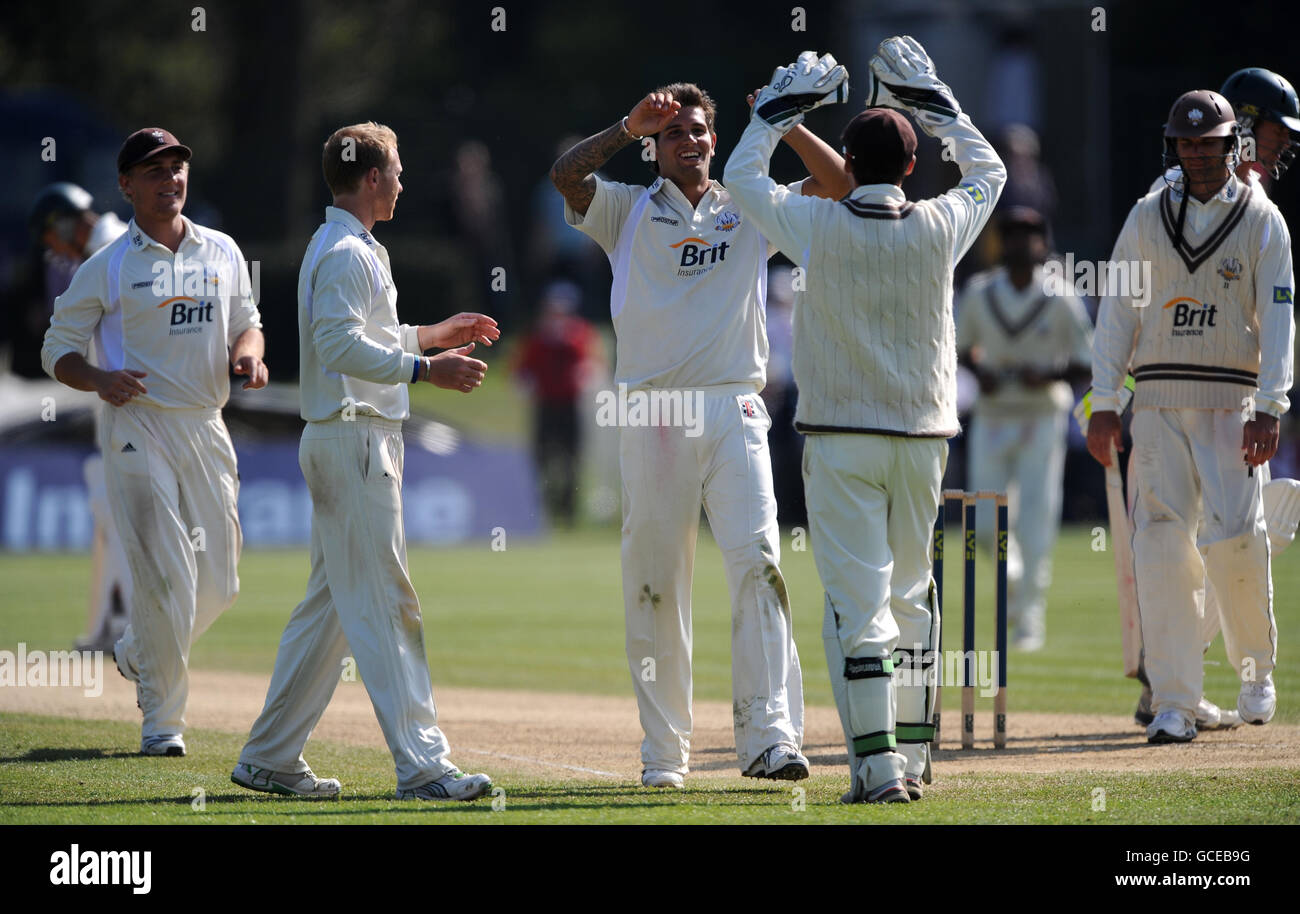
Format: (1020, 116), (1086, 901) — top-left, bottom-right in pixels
(1162, 89), (1241, 172)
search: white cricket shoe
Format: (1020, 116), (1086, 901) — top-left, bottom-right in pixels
(1194, 697), (1241, 730)
(641, 769), (684, 789)
(1146, 709), (1196, 744)
(396, 766), (493, 801)
(1238, 675), (1277, 725)
(141, 735), (186, 757)
(742, 743), (810, 781)
(231, 763), (341, 799)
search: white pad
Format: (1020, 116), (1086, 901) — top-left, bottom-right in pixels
(1263, 477), (1300, 554)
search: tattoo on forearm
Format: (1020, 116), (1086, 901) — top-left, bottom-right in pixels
(550, 120), (635, 213)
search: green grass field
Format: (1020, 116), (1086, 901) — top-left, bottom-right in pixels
(1, 526), (1296, 824)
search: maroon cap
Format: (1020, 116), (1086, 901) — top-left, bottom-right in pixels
(117, 127), (192, 173)
(842, 107), (918, 183)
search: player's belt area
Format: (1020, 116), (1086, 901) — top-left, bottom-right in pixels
(1132, 363), (1259, 385)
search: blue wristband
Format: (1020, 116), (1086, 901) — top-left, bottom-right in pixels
(411, 359), (421, 384)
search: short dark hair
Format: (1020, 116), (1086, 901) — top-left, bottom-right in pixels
(322, 122), (397, 196)
(652, 82), (717, 137)
(841, 108), (917, 186)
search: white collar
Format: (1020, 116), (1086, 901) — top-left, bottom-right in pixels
(848, 183), (907, 204)
(325, 206), (378, 248)
(126, 216), (195, 252)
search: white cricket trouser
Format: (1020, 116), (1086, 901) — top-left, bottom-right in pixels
(84, 451), (132, 644)
(620, 385), (803, 774)
(967, 409), (1068, 641)
(1131, 408), (1276, 717)
(239, 416), (453, 790)
(103, 403), (241, 739)
(803, 433), (947, 791)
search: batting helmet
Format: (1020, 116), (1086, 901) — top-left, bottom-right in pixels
(1162, 89), (1241, 173)
(28, 182), (94, 242)
(1220, 67), (1300, 178)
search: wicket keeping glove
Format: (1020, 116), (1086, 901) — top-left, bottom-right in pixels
(753, 51), (849, 132)
(866, 35), (960, 134)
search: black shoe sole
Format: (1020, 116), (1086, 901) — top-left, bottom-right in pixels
(765, 763), (810, 781)
(1147, 732), (1195, 744)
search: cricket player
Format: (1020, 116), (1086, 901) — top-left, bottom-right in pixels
(956, 206), (1093, 652)
(24, 182), (131, 653)
(1128, 67), (1300, 730)
(232, 122), (498, 800)
(1089, 89), (1294, 742)
(551, 81), (854, 788)
(41, 128), (267, 757)
(725, 42), (1005, 802)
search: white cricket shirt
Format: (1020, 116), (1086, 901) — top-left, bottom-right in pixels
(1093, 176), (1294, 416)
(956, 265), (1094, 415)
(41, 216), (262, 408)
(565, 176), (781, 391)
(297, 207), (423, 422)
(724, 113), (1006, 436)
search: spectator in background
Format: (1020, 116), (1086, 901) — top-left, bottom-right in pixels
(513, 280), (602, 526)
(986, 23), (1042, 134)
(528, 136), (610, 322)
(995, 124), (1058, 224)
(970, 124), (1058, 279)
(761, 264), (805, 527)
(451, 141), (516, 325)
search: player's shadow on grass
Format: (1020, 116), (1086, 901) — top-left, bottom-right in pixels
(932, 730), (1165, 757)
(0, 747), (140, 763)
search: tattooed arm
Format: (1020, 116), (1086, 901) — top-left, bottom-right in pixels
(551, 92), (682, 216)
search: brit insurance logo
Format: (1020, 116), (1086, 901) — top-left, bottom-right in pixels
(158, 297), (214, 335)
(715, 210), (741, 232)
(1163, 295), (1217, 336)
(670, 236), (730, 277)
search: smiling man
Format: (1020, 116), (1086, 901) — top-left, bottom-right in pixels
(42, 127), (267, 757)
(551, 82), (852, 789)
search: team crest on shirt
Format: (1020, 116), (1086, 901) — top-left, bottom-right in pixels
(1217, 256), (1242, 288)
(715, 211), (741, 232)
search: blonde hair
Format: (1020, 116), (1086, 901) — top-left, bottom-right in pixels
(322, 122), (398, 196)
